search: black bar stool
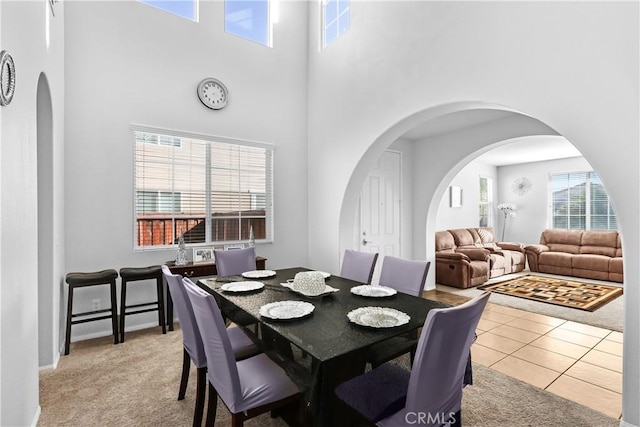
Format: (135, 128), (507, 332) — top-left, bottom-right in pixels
(119, 265), (166, 343)
(64, 269), (119, 355)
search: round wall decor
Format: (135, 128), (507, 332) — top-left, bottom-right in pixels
(0, 50), (16, 106)
(512, 176), (532, 196)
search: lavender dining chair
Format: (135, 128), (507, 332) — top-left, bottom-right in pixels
(212, 247), (260, 334)
(378, 256), (430, 297)
(336, 292), (490, 427)
(366, 257), (431, 368)
(161, 266), (260, 427)
(340, 249), (379, 284)
(183, 277), (301, 427)
(213, 247), (257, 277)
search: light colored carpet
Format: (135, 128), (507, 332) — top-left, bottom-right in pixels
(39, 325), (619, 426)
(440, 271), (623, 332)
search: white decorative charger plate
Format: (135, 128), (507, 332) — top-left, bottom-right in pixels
(347, 306), (410, 328)
(280, 282), (340, 297)
(220, 281), (264, 293)
(350, 285), (397, 298)
(241, 269), (277, 279)
(259, 300), (315, 320)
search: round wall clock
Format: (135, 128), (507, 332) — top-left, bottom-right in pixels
(197, 78), (228, 110)
(0, 50), (16, 107)
(512, 176), (532, 196)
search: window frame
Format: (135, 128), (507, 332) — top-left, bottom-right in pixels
(224, 0), (273, 47)
(549, 170), (617, 231)
(321, 0), (350, 49)
(478, 175), (493, 228)
(132, 125), (275, 251)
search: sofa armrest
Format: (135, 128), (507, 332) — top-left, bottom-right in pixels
(525, 244), (549, 255)
(456, 248), (490, 262)
(436, 251), (471, 263)
(497, 242), (525, 252)
(524, 244), (549, 272)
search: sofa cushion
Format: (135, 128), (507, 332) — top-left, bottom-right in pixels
(572, 254), (610, 271)
(538, 252), (573, 268)
(449, 228), (479, 247)
(435, 231), (456, 251)
(540, 229), (582, 254)
(580, 231), (618, 257)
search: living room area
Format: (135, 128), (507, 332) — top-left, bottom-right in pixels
(429, 135), (624, 420)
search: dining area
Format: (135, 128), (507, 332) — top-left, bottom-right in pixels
(162, 247), (488, 427)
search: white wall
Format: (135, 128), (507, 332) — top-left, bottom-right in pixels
(64, 1), (309, 339)
(0, 0), (65, 425)
(307, 2), (639, 424)
(435, 159), (497, 232)
(497, 155), (592, 245)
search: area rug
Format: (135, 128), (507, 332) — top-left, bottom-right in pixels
(478, 275), (623, 312)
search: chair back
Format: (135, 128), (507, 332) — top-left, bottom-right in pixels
(340, 249), (379, 284)
(183, 277), (243, 407)
(214, 247), (257, 276)
(161, 265), (206, 368)
(378, 256), (430, 297)
(401, 292), (489, 424)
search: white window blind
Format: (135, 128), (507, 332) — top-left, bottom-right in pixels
(133, 128), (273, 249)
(550, 171), (617, 231)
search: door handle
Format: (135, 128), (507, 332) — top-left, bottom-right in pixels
(362, 239), (371, 246)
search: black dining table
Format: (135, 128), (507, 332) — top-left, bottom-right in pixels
(196, 267), (451, 427)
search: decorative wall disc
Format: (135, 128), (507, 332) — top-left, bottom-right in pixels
(512, 176), (532, 196)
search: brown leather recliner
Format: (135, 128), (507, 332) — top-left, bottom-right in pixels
(435, 231), (490, 288)
(435, 227), (526, 288)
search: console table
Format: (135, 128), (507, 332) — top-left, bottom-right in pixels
(164, 257), (267, 330)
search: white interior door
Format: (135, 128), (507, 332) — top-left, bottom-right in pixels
(359, 150), (401, 284)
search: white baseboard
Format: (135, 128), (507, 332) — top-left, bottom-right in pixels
(31, 405), (41, 427)
(70, 321), (163, 343)
(620, 421), (639, 427)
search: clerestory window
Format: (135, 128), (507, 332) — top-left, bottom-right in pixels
(138, 0), (198, 21)
(225, 0), (272, 47)
(322, 0), (350, 48)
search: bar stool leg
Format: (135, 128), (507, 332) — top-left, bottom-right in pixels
(110, 279), (119, 344)
(64, 285), (75, 355)
(156, 276), (167, 334)
(119, 279), (127, 343)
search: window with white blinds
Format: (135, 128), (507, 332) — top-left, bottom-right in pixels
(550, 171), (617, 231)
(133, 127), (273, 249)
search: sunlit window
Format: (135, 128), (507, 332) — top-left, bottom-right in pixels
(551, 171), (617, 230)
(138, 0), (198, 21)
(322, 0), (350, 48)
(225, 0), (272, 47)
(133, 128), (274, 249)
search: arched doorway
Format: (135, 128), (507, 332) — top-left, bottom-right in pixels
(37, 73), (55, 366)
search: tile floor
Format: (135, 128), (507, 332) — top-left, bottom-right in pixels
(472, 302), (623, 419)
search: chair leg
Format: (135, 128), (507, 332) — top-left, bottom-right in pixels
(231, 413), (244, 427)
(156, 277), (167, 334)
(193, 367), (206, 427)
(178, 348), (190, 400)
(119, 280), (127, 343)
(64, 285), (74, 355)
(205, 382), (218, 427)
(110, 279), (119, 344)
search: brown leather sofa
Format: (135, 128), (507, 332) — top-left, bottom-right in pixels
(525, 229), (623, 283)
(435, 227), (526, 288)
